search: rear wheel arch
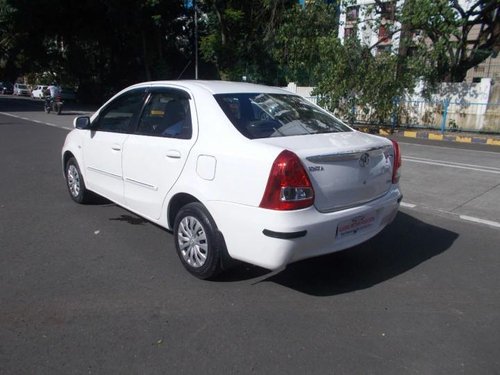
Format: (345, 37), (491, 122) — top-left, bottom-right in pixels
(173, 201), (237, 279)
(167, 193), (200, 229)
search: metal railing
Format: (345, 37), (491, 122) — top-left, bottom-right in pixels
(394, 99), (500, 134)
(306, 96), (500, 135)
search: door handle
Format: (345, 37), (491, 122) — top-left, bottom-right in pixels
(111, 144), (121, 151)
(166, 150), (181, 159)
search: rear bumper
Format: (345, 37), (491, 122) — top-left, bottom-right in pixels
(207, 186), (402, 270)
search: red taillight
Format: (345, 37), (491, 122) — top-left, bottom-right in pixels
(391, 140), (402, 184)
(260, 150), (314, 210)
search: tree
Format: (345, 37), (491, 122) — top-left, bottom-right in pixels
(276, 0), (499, 125)
(350, 0), (500, 83)
(199, 0), (295, 84)
(272, 1), (416, 124)
(0, 0), (188, 102)
(312, 36), (417, 124)
(274, 0), (339, 85)
(400, 0), (500, 83)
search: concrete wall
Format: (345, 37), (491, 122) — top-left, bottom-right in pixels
(285, 79), (499, 133)
(403, 78), (498, 132)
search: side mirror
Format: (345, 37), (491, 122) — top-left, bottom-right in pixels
(74, 116), (91, 129)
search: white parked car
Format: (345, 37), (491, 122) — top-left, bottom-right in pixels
(31, 85), (48, 99)
(13, 83), (30, 96)
(62, 81), (402, 279)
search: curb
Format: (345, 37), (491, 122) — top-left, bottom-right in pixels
(356, 126), (500, 147)
(400, 130), (500, 146)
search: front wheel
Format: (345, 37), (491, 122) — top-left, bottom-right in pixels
(65, 157), (92, 204)
(173, 203), (225, 279)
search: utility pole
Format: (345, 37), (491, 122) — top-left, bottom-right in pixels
(194, 0), (198, 80)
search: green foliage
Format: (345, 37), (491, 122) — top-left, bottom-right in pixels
(400, 0), (499, 83)
(274, 2), (419, 124)
(274, 1), (339, 85)
(198, 0), (296, 84)
(0, 0), (188, 102)
(312, 37), (415, 124)
(1, 0), (497, 110)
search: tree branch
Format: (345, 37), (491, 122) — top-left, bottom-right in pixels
(368, 27), (402, 51)
(450, 0), (466, 18)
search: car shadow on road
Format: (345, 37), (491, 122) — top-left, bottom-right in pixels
(247, 211), (458, 295)
(109, 214), (149, 225)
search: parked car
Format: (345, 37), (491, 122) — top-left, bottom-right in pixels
(62, 81), (402, 279)
(60, 87), (77, 101)
(13, 83), (30, 96)
(31, 85), (48, 99)
(0, 81), (14, 95)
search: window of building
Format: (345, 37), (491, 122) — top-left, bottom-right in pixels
(381, 1), (396, 20)
(344, 27), (355, 39)
(377, 45), (393, 54)
(378, 25), (390, 42)
(346, 6), (359, 22)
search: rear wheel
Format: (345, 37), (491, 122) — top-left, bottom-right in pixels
(65, 157), (91, 204)
(173, 203), (224, 279)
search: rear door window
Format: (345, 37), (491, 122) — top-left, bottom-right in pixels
(135, 90), (192, 139)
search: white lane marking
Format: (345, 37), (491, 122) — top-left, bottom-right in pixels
(401, 202), (500, 229)
(0, 111), (70, 130)
(400, 202), (416, 208)
(459, 215), (500, 229)
(399, 141), (500, 156)
(403, 156), (500, 174)
(404, 156), (500, 171)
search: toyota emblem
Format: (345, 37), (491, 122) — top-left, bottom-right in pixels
(359, 153), (370, 167)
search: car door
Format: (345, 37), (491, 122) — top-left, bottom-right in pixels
(82, 88), (147, 204)
(122, 88), (196, 220)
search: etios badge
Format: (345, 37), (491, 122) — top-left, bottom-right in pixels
(359, 153), (370, 167)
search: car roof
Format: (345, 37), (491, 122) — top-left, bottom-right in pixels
(131, 80), (291, 95)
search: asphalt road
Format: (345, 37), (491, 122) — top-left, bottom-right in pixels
(1, 96), (499, 374)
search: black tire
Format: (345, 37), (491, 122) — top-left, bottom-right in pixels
(53, 101), (62, 115)
(173, 203), (224, 279)
(65, 157), (92, 204)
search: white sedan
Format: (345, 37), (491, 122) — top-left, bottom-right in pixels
(62, 81), (402, 279)
(31, 85), (48, 99)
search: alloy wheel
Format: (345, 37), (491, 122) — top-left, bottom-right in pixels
(177, 216), (208, 268)
(67, 164), (80, 198)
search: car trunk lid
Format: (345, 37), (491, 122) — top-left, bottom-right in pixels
(258, 131), (395, 212)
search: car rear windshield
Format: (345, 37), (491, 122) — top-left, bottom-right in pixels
(214, 93), (351, 139)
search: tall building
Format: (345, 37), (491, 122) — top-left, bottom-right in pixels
(339, 0), (403, 55)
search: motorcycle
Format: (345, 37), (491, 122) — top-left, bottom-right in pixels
(44, 95), (63, 115)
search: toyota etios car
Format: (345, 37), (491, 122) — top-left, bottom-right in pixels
(62, 81), (402, 279)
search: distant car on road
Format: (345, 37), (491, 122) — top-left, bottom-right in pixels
(31, 85), (48, 99)
(1, 81), (14, 95)
(62, 80), (402, 279)
(13, 83), (30, 96)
